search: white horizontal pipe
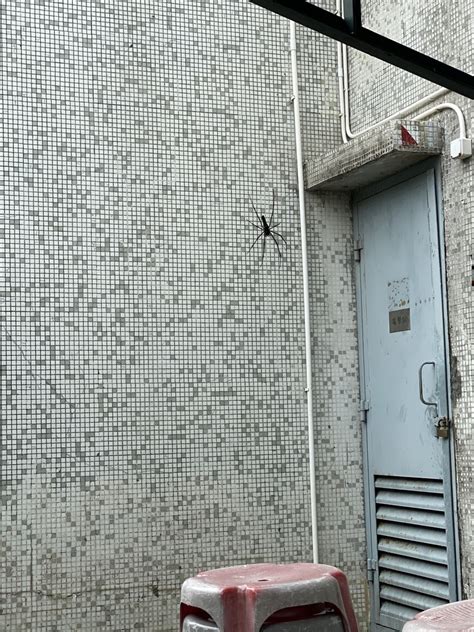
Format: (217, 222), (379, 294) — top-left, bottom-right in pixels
(412, 103), (467, 139)
(335, 0), (468, 143)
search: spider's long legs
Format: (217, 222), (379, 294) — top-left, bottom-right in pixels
(269, 189), (275, 227)
(272, 230), (288, 248)
(247, 220), (261, 230)
(249, 232), (263, 252)
(250, 198), (261, 225)
(260, 235), (266, 266)
(270, 233), (282, 259)
(248, 194), (287, 265)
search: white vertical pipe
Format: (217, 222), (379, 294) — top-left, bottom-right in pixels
(289, 21), (319, 565)
(336, 35), (350, 143)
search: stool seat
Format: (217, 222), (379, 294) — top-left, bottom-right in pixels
(180, 563), (359, 632)
(182, 613), (345, 631)
(402, 599), (474, 631)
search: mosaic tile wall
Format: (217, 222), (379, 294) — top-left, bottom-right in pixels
(350, 0), (473, 132)
(436, 98), (474, 599)
(1, 0), (367, 629)
(346, 0), (474, 604)
(306, 191), (367, 616)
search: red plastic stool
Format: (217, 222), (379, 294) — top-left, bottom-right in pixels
(180, 563), (359, 632)
(402, 599), (474, 631)
(182, 613), (344, 631)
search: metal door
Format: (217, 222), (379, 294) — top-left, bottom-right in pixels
(354, 168), (458, 631)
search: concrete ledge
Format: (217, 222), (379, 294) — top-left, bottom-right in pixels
(305, 120), (444, 192)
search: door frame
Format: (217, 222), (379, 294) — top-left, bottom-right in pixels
(352, 158), (461, 630)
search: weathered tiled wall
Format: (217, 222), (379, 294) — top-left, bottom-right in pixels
(347, 0), (474, 603)
(1, 0), (366, 629)
(299, 3), (367, 625)
(351, 0), (472, 132)
(306, 191), (367, 617)
(437, 98), (474, 599)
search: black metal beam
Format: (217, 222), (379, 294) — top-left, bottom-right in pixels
(343, 0), (361, 34)
(250, 0), (474, 100)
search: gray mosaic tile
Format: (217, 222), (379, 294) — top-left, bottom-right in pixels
(2, 0), (368, 629)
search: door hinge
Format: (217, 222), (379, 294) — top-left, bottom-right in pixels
(359, 399), (369, 423)
(367, 558), (377, 582)
(354, 239), (363, 262)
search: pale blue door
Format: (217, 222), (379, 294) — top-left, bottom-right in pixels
(355, 169), (458, 631)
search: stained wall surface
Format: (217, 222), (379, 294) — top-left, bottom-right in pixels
(1, 0), (367, 630)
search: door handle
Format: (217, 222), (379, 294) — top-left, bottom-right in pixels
(418, 361), (438, 416)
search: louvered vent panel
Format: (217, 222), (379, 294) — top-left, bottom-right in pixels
(375, 476), (450, 627)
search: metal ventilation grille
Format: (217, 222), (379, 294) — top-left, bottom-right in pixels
(375, 476), (450, 624)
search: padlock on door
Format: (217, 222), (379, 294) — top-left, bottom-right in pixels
(435, 417), (450, 439)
